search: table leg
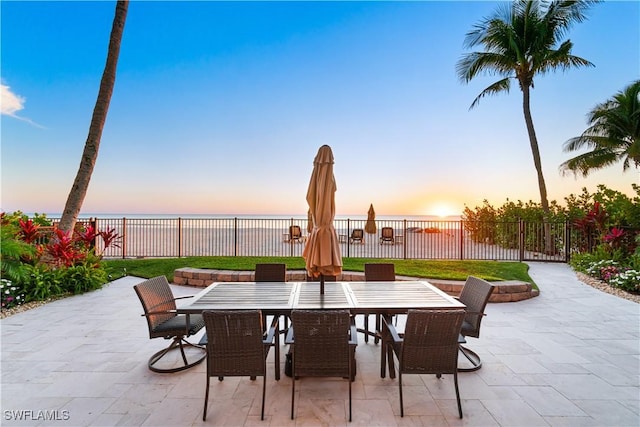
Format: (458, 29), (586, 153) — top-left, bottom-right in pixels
(275, 319), (281, 380)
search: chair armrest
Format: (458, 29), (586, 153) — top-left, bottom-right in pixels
(285, 326), (295, 345)
(141, 309), (177, 317)
(263, 316), (279, 345)
(465, 310), (486, 316)
(382, 316), (403, 345)
(147, 296), (190, 313)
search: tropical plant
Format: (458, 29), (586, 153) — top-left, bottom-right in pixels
(58, 0), (129, 233)
(456, 0), (599, 217)
(0, 278), (25, 309)
(560, 80), (640, 176)
(0, 214), (36, 283)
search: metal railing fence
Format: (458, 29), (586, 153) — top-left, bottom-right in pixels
(44, 216), (576, 262)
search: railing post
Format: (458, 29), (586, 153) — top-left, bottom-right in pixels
(403, 219), (407, 259)
(565, 221), (571, 263)
(90, 217), (97, 252)
(121, 217), (127, 259)
(459, 220), (464, 260)
(518, 219), (525, 261)
(290, 218), (294, 257)
(346, 218), (351, 258)
(178, 217), (182, 258)
(234, 217), (238, 257)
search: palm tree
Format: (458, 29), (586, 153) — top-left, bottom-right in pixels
(58, 1), (129, 233)
(560, 80), (640, 176)
(456, 0), (599, 216)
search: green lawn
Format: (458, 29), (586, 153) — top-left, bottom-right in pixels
(104, 256), (535, 286)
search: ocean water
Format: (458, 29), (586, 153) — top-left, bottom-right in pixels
(37, 213), (462, 222)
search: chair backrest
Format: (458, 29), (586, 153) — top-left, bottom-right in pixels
(381, 227), (394, 239)
(400, 309), (466, 374)
(290, 310), (351, 378)
(290, 225), (302, 238)
(133, 276), (177, 335)
(255, 263), (286, 282)
(351, 229), (364, 239)
(364, 263), (395, 281)
(203, 310), (266, 376)
(458, 276), (495, 338)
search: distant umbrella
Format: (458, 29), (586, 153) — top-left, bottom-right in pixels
(365, 204), (377, 234)
(302, 145), (343, 294)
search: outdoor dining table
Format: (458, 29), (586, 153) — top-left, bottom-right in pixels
(177, 280), (465, 380)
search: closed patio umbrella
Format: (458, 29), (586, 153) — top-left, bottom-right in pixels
(303, 145), (342, 294)
(365, 203), (377, 234)
(307, 209), (313, 234)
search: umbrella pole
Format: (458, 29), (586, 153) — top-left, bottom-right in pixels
(320, 274), (325, 295)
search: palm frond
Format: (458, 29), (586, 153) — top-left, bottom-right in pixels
(470, 78), (512, 110)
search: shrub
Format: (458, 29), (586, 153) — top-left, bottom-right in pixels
(608, 269), (640, 292)
(1, 278), (25, 310)
(20, 264), (65, 302)
(61, 262), (108, 294)
(1, 211), (122, 304)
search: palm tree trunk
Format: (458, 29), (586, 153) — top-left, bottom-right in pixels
(58, 1), (129, 233)
(521, 85), (550, 215)
(521, 85), (555, 253)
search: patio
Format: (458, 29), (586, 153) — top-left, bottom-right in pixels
(1, 262), (638, 426)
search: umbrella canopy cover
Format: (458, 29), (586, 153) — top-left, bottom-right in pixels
(303, 145), (343, 278)
(365, 203), (377, 234)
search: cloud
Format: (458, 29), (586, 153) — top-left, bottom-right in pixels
(1, 83), (44, 128)
(1, 83), (26, 115)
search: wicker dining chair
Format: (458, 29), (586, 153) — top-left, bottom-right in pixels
(457, 276), (495, 372)
(287, 310), (358, 422)
(255, 263), (289, 336)
(254, 263), (287, 282)
(380, 309), (466, 418)
(133, 276), (206, 373)
(202, 310), (278, 421)
(357, 263), (396, 344)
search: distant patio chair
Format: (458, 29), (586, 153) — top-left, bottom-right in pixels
(349, 228), (364, 244)
(379, 227), (395, 245)
(285, 225), (305, 243)
(133, 276), (206, 373)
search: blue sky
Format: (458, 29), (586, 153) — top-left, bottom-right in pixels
(2, 0), (638, 217)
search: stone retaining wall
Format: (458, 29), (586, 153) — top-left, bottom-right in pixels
(174, 268), (538, 302)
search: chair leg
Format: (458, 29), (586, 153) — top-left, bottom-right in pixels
(203, 372), (210, 421)
(148, 337), (206, 373)
(348, 361), (352, 422)
(454, 371), (463, 418)
(458, 344), (482, 372)
(261, 374), (266, 420)
(364, 316), (369, 343)
(291, 374), (295, 419)
(399, 372), (404, 417)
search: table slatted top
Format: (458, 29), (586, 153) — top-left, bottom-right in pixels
(347, 281), (464, 312)
(187, 282), (295, 312)
(293, 282), (352, 309)
(179, 280), (463, 314)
